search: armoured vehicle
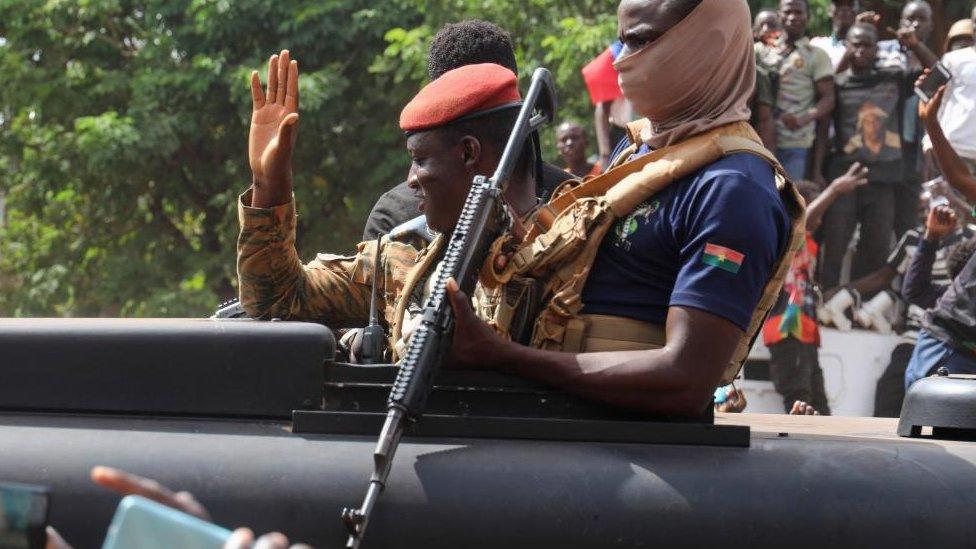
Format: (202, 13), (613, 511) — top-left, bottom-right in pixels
(1, 317), (975, 548)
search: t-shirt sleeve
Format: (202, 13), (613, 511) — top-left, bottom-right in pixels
(810, 46), (834, 82)
(669, 163), (788, 331)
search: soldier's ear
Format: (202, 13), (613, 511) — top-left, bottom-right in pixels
(460, 136), (481, 169)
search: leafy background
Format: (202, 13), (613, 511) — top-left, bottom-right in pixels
(0, 0), (971, 316)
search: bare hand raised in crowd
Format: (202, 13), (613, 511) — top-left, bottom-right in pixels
(855, 11), (881, 28)
(916, 69), (946, 122)
(249, 49), (300, 208)
(828, 162), (869, 195)
(925, 204), (957, 242)
(889, 25), (920, 49)
(91, 466), (211, 521)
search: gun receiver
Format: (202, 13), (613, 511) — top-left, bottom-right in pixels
(341, 67), (556, 548)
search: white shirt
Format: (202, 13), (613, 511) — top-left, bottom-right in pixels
(924, 47), (976, 160)
(810, 35), (847, 69)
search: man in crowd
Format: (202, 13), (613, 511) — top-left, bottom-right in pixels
(751, 11), (780, 150)
(756, 0), (835, 182)
(876, 203), (975, 410)
(761, 163), (868, 415)
(811, 0), (860, 68)
(361, 21), (571, 241)
(815, 21), (936, 290)
(863, 3), (939, 239)
(754, 9), (782, 44)
(237, 0), (799, 419)
(922, 5), (976, 177)
(876, 1), (934, 71)
(906, 75), (976, 386)
(555, 121), (601, 178)
(945, 18), (974, 52)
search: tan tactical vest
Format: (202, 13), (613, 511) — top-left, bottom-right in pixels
(478, 120), (806, 385)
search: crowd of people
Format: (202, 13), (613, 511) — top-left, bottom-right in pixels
(565, 0), (976, 417)
(19, 0), (976, 546)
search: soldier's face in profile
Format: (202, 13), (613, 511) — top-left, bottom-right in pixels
(406, 130), (479, 233)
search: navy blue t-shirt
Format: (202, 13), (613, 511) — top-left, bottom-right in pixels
(581, 143), (790, 331)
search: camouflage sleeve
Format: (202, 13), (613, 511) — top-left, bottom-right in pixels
(236, 190), (377, 327)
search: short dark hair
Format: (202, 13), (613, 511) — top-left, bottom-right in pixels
(427, 21), (518, 80)
(848, 22), (878, 42)
(439, 107), (534, 184)
(781, 0), (809, 12)
(947, 237), (976, 280)
(904, 1), (932, 18)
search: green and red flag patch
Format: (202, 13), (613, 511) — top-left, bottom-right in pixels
(702, 243), (744, 274)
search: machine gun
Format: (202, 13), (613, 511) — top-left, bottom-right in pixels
(341, 67), (557, 547)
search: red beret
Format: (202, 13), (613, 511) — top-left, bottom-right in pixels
(400, 63), (521, 133)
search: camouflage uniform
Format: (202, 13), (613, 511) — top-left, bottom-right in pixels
(237, 190), (427, 335)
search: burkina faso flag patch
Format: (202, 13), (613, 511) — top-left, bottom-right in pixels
(702, 243), (744, 274)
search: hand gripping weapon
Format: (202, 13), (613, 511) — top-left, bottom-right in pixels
(341, 67), (557, 548)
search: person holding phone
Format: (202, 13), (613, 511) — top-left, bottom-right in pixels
(921, 4), (976, 178)
(903, 74), (976, 389)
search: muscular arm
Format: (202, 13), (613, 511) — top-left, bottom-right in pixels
(907, 41), (938, 70)
(921, 88), (976, 204)
(452, 300), (739, 417)
(812, 77), (836, 124)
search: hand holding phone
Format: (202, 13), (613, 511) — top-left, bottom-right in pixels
(916, 62), (952, 103)
(0, 482), (50, 549)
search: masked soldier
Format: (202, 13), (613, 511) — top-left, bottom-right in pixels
(239, 0), (804, 419)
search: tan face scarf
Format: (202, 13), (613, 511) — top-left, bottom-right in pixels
(614, 0), (755, 149)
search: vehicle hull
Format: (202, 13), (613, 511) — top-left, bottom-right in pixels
(2, 413), (974, 548)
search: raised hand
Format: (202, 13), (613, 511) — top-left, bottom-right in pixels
(855, 11), (881, 28)
(916, 69), (946, 123)
(829, 162), (869, 195)
(925, 204), (957, 242)
(889, 25), (920, 49)
(249, 49), (299, 208)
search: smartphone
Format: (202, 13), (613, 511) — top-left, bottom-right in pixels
(929, 194), (950, 211)
(915, 62), (952, 103)
(0, 483), (50, 549)
(101, 495), (231, 549)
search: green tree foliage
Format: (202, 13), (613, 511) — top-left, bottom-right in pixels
(0, 0), (971, 316)
(0, 0), (413, 316)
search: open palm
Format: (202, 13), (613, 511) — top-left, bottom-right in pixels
(249, 49), (299, 205)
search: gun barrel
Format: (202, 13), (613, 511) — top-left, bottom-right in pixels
(341, 67), (557, 547)
(343, 408), (406, 547)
